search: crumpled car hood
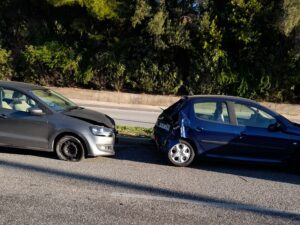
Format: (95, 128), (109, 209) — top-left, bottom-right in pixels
(63, 107), (115, 128)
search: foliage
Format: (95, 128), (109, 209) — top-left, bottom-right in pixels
(47, 0), (119, 20)
(133, 60), (182, 94)
(116, 125), (152, 138)
(131, 0), (151, 28)
(0, 47), (13, 80)
(0, 0), (299, 102)
(280, 0), (300, 35)
(22, 41), (91, 85)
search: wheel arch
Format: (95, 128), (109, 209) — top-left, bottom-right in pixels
(52, 132), (89, 156)
(180, 137), (197, 152)
(180, 137), (206, 156)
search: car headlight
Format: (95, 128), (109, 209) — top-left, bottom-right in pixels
(90, 126), (113, 137)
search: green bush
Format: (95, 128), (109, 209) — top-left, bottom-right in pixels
(0, 0), (299, 102)
(0, 47), (13, 80)
(22, 41), (92, 86)
(133, 60), (182, 94)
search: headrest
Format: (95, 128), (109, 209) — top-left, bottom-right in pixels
(12, 91), (24, 99)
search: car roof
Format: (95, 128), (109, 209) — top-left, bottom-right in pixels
(0, 81), (46, 91)
(185, 95), (257, 104)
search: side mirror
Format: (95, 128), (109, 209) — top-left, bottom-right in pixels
(29, 108), (45, 116)
(268, 122), (282, 132)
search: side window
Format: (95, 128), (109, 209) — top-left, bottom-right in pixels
(194, 101), (229, 124)
(0, 88), (38, 112)
(234, 103), (276, 128)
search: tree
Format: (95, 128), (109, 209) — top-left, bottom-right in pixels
(0, 0), (299, 101)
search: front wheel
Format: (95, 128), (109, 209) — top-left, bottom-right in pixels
(56, 135), (85, 162)
(167, 140), (195, 167)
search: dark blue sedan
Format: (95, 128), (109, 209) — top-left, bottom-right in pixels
(153, 95), (300, 168)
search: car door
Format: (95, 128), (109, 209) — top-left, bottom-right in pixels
(231, 102), (293, 162)
(190, 100), (241, 157)
(0, 87), (50, 150)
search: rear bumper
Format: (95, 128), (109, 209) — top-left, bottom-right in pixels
(153, 126), (179, 153)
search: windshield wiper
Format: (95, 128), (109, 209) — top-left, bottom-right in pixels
(64, 106), (80, 111)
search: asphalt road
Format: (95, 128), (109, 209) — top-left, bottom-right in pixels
(82, 104), (161, 128)
(0, 140), (299, 225)
(80, 103), (300, 128)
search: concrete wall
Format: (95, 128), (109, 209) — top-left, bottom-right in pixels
(50, 87), (300, 121)
(50, 87), (180, 107)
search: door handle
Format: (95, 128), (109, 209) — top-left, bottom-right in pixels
(240, 132), (246, 139)
(0, 114), (7, 119)
(196, 127), (204, 132)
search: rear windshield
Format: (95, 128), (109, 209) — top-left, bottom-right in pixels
(163, 98), (185, 118)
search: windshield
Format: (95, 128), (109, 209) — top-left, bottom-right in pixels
(32, 89), (77, 112)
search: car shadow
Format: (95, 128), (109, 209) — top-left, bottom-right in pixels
(115, 136), (166, 166)
(0, 136), (299, 185)
(192, 159), (300, 185)
(0, 147), (57, 160)
(115, 136), (300, 185)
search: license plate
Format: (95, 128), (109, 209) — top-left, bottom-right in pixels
(158, 122), (170, 131)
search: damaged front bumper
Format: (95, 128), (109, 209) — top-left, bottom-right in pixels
(86, 132), (116, 157)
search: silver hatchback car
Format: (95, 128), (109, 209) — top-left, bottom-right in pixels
(0, 81), (116, 161)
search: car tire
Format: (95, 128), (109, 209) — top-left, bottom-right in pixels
(56, 135), (85, 162)
(167, 140), (195, 167)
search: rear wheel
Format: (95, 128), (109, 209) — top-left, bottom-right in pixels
(56, 135), (85, 162)
(168, 140), (195, 167)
